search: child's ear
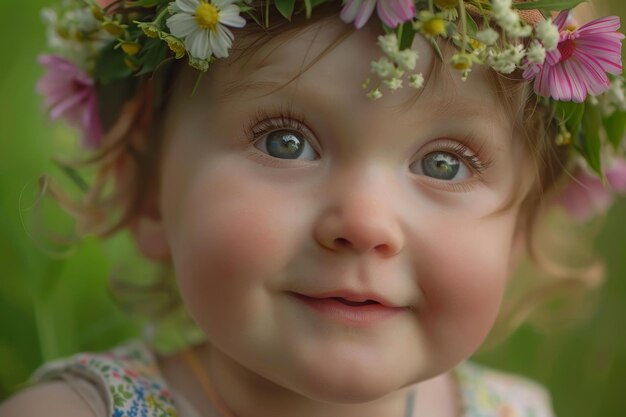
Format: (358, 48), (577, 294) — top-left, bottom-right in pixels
(129, 209), (171, 262)
(114, 149), (171, 262)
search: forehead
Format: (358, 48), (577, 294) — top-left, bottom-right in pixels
(209, 16), (508, 122)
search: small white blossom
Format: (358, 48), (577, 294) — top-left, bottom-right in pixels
(526, 40), (546, 65)
(440, 8), (458, 21)
(367, 88), (383, 100)
(391, 67), (405, 79)
(507, 44), (526, 64)
(506, 23), (533, 38)
(535, 18), (560, 50)
(409, 73), (424, 89)
(377, 34), (399, 56)
(475, 28), (499, 46)
(371, 57), (395, 78)
(495, 10), (519, 33)
(607, 77), (626, 112)
(393, 48), (419, 71)
(492, 0), (513, 13)
(383, 77), (403, 90)
(491, 60), (516, 74)
(489, 44), (525, 74)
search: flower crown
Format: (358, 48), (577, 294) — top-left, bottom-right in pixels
(38, 0), (626, 220)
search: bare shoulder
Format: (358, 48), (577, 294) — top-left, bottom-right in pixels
(0, 381), (97, 417)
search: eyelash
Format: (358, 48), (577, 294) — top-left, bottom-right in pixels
(244, 107), (311, 144)
(243, 108), (494, 185)
(431, 140), (494, 177)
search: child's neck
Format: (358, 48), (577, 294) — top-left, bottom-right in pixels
(158, 343), (461, 417)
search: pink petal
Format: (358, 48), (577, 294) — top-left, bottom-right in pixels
(577, 16), (621, 35)
(561, 59), (587, 102)
(553, 10), (570, 31)
(390, 0), (414, 21)
(355, 0), (376, 28)
(545, 47), (561, 66)
(36, 54), (102, 148)
(573, 50), (611, 95)
(340, 0), (361, 25)
(534, 65), (552, 98)
(522, 63), (540, 80)
(48, 89), (91, 120)
(606, 159), (626, 191)
(551, 61), (575, 101)
(556, 169), (613, 221)
(376, 0), (400, 28)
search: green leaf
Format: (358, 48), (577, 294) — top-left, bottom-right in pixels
(275, 0), (296, 20)
(466, 11), (478, 37)
(135, 38), (169, 76)
(512, 0), (586, 11)
(603, 110), (626, 150)
(554, 100), (585, 139)
(94, 42), (133, 84)
(309, 0), (327, 7)
(430, 39), (444, 61)
(579, 103), (604, 178)
(301, 0), (325, 18)
(397, 22), (416, 50)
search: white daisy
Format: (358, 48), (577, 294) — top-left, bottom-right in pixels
(166, 0), (246, 60)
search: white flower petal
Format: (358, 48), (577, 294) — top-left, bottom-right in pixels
(167, 13), (199, 38)
(210, 25), (231, 58)
(186, 29), (211, 59)
(176, 0), (200, 14)
(219, 6), (246, 28)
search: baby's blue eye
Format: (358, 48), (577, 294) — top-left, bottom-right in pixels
(411, 151), (470, 181)
(255, 130), (318, 160)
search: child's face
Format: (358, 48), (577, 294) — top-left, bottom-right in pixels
(152, 17), (529, 402)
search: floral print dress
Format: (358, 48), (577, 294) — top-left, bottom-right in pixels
(32, 340), (555, 417)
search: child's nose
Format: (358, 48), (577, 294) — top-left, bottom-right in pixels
(313, 171), (405, 258)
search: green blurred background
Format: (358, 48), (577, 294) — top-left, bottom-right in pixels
(1, 0), (626, 415)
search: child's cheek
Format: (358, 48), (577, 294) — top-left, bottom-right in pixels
(415, 216), (514, 359)
(170, 158), (304, 333)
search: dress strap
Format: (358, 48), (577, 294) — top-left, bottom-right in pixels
(32, 340), (178, 417)
(452, 361), (556, 417)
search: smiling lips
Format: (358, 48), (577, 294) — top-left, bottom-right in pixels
(290, 292), (406, 327)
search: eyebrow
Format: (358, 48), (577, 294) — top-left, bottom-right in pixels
(423, 96), (506, 121)
(219, 78), (295, 101)
(223, 76), (502, 115)
(219, 77), (511, 146)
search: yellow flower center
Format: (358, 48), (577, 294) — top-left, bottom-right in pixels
(565, 24), (578, 32)
(196, 2), (220, 31)
(423, 18), (446, 37)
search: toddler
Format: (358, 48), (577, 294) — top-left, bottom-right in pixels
(2, 0), (626, 416)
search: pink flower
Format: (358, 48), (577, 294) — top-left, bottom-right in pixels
(37, 54), (103, 148)
(523, 10), (624, 103)
(556, 158), (626, 221)
(340, 0), (414, 29)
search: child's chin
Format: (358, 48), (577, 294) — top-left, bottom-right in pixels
(282, 365), (415, 404)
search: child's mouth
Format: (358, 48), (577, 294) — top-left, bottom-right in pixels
(289, 293), (405, 327)
(331, 297), (379, 306)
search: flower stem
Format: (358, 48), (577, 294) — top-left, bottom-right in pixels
(459, 0), (467, 52)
